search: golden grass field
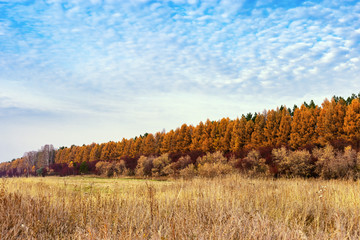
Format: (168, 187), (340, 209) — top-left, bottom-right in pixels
(1, 175), (360, 239)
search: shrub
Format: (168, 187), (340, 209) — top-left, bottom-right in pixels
(198, 163), (233, 178)
(288, 150), (314, 177)
(342, 146), (359, 179)
(228, 155), (241, 168)
(198, 163), (217, 178)
(79, 161), (89, 174)
(196, 152), (233, 178)
(174, 155), (193, 169)
(163, 155), (192, 177)
(314, 145), (358, 179)
(179, 164), (197, 179)
(243, 150), (269, 176)
(272, 147), (313, 178)
(113, 160), (127, 177)
(135, 156), (154, 177)
(122, 167), (134, 176)
(95, 161), (112, 177)
(197, 151), (227, 165)
(36, 167), (47, 177)
(151, 154), (171, 177)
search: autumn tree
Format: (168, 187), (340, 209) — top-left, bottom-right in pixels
(154, 131), (165, 155)
(230, 116), (248, 151)
(190, 121), (204, 151)
(289, 104), (319, 148)
(211, 121), (221, 151)
(123, 138), (133, 157)
(277, 107), (292, 146)
(264, 108), (282, 146)
(203, 119), (215, 152)
(219, 119), (233, 152)
(131, 137), (143, 157)
(175, 124), (192, 152)
(343, 98), (360, 146)
(23, 151), (37, 175)
(244, 118), (254, 148)
(161, 130), (175, 153)
(101, 141), (120, 162)
(142, 133), (156, 155)
(316, 98), (346, 145)
(84, 143), (97, 162)
(89, 144), (101, 162)
(74, 146), (85, 163)
(250, 113), (266, 148)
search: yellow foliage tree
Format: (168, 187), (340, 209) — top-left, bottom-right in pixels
(344, 98), (360, 144)
(142, 133), (156, 156)
(161, 130), (175, 153)
(317, 98), (346, 145)
(250, 114), (266, 148)
(190, 121), (204, 151)
(277, 108), (292, 146)
(289, 104), (319, 148)
(244, 119), (254, 148)
(264, 108), (281, 146)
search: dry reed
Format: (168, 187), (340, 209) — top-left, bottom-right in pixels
(1, 175), (359, 239)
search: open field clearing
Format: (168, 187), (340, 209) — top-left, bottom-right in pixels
(1, 175), (360, 239)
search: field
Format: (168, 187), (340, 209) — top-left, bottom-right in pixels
(1, 175), (360, 239)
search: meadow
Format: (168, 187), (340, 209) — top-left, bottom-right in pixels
(1, 175), (360, 239)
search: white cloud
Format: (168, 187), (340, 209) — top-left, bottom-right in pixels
(0, 0), (360, 161)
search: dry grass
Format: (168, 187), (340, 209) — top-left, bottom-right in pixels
(1, 175), (360, 239)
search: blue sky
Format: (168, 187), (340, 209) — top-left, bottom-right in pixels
(0, 0), (359, 162)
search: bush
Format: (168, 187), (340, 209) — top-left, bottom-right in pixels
(197, 151), (227, 165)
(196, 152), (233, 178)
(36, 167), (47, 177)
(151, 154), (171, 177)
(179, 164), (197, 179)
(242, 150), (269, 176)
(135, 156), (154, 177)
(198, 163), (233, 178)
(95, 161), (112, 177)
(79, 161), (89, 174)
(113, 160), (127, 177)
(272, 147), (313, 178)
(122, 167), (134, 176)
(163, 155), (192, 177)
(95, 160), (130, 177)
(314, 145), (358, 179)
(343, 146), (359, 179)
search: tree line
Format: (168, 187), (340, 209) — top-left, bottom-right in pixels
(1, 93), (360, 178)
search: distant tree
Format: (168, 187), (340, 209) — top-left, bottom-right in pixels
(176, 124), (192, 152)
(250, 114), (266, 148)
(220, 119), (233, 152)
(264, 109), (281, 146)
(89, 144), (101, 162)
(79, 161), (89, 174)
(245, 112), (253, 121)
(277, 107), (292, 146)
(343, 98), (360, 146)
(244, 119), (254, 148)
(190, 121), (204, 151)
(142, 133), (156, 155)
(230, 117), (247, 152)
(289, 104), (319, 149)
(316, 98), (346, 145)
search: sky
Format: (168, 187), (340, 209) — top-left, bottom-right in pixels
(0, 0), (359, 162)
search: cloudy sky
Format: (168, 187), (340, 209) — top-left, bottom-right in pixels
(0, 0), (359, 162)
